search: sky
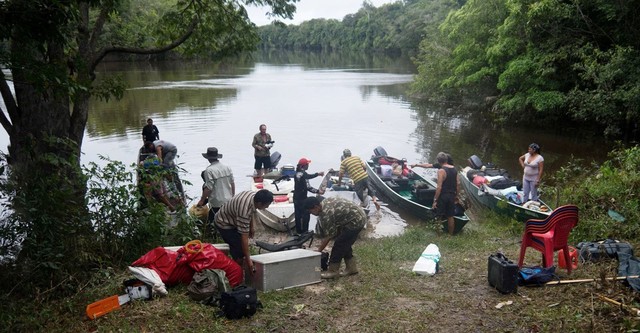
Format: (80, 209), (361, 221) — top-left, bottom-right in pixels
(246, 0), (398, 26)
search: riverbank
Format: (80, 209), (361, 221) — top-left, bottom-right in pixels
(1, 209), (634, 332)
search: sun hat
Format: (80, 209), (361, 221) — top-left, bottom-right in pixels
(202, 147), (223, 159)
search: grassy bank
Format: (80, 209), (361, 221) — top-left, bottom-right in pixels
(1, 209), (636, 332)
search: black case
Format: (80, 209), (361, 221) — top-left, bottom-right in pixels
(488, 253), (518, 294)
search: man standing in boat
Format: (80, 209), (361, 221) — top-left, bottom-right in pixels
(432, 152), (458, 235)
(252, 124), (273, 176)
(338, 149), (381, 210)
(215, 190), (274, 273)
(293, 158), (324, 235)
(197, 147), (235, 230)
(141, 118), (160, 143)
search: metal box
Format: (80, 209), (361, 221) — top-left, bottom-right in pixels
(249, 249), (321, 291)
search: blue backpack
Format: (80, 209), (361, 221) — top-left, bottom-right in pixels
(518, 266), (558, 286)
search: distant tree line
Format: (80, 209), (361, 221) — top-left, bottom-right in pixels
(257, 0), (454, 55)
(259, 0), (640, 140)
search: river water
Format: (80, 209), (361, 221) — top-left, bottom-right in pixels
(0, 50), (615, 237)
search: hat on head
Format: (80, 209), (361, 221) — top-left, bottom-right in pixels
(202, 147), (223, 159)
(343, 149), (352, 157)
(298, 157), (311, 166)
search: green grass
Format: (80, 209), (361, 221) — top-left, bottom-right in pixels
(1, 210), (638, 332)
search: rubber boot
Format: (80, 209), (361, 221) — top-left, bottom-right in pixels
(321, 263), (340, 279)
(341, 257), (359, 276)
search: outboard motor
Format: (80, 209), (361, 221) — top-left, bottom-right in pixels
(468, 155), (483, 170)
(373, 146), (388, 157)
(270, 151), (282, 169)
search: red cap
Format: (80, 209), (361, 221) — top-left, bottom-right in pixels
(298, 158), (311, 166)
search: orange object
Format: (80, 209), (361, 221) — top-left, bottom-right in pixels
(558, 246), (579, 270)
(86, 294), (130, 319)
(184, 240), (203, 254)
(518, 205), (579, 275)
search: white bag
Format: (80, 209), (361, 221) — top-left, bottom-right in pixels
(412, 244), (440, 276)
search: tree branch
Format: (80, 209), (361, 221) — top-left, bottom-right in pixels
(89, 6), (110, 53)
(0, 72), (17, 136)
(90, 18), (198, 72)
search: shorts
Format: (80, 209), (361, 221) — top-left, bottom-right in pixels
(437, 192), (456, 218)
(254, 155), (271, 170)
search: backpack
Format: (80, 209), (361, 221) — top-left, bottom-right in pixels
(576, 239), (634, 262)
(187, 269), (231, 305)
(518, 266), (558, 286)
(219, 285), (261, 319)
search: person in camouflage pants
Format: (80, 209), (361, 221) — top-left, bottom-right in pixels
(304, 196), (367, 279)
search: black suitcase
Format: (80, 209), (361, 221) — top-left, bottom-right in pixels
(488, 253), (518, 294)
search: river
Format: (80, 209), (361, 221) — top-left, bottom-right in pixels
(0, 50), (615, 236)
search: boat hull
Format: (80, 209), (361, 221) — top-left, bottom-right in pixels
(251, 172), (296, 232)
(459, 168), (552, 221)
(365, 158), (469, 232)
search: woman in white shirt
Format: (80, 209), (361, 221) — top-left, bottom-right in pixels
(519, 143), (544, 202)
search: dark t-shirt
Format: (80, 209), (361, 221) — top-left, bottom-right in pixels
(142, 124), (159, 142)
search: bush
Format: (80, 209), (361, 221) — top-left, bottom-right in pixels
(554, 145), (640, 242)
(0, 151), (198, 298)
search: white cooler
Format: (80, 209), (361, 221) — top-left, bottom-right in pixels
(248, 249), (322, 291)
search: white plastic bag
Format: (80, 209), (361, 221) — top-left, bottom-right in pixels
(128, 266), (168, 296)
(412, 244), (440, 276)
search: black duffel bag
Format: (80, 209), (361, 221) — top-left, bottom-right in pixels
(576, 239), (634, 262)
(219, 285), (261, 319)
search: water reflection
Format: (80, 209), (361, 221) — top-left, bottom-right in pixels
(0, 50), (616, 238)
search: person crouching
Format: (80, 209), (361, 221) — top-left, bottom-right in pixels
(304, 196), (367, 279)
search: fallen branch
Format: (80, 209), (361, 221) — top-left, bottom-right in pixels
(597, 294), (640, 316)
(544, 275), (639, 285)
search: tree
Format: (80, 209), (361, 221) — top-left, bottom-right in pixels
(0, 0), (297, 293)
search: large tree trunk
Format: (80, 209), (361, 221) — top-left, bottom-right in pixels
(6, 30), (93, 284)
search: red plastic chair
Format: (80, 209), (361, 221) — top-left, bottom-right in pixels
(518, 205), (579, 275)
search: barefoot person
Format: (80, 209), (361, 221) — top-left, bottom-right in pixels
(432, 152), (458, 235)
(252, 124), (273, 176)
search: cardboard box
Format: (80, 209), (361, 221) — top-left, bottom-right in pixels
(249, 249), (321, 291)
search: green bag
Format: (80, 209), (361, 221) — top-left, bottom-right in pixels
(187, 269), (231, 305)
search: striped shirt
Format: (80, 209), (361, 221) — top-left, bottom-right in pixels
(340, 156), (368, 183)
(214, 191), (256, 233)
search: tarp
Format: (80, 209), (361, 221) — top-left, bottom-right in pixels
(617, 253), (640, 292)
(131, 243), (243, 287)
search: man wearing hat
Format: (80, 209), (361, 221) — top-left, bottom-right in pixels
(293, 158), (325, 234)
(197, 147), (235, 226)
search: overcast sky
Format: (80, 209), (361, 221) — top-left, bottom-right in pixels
(247, 0), (398, 26)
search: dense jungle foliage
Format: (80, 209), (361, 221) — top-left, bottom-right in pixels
(0, 0), (297, 299)
(259, 0), (640, 141)
(0, 0), (639, 303)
